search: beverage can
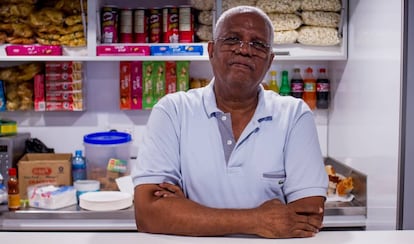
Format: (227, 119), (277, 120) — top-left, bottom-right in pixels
(101, 5), (119, 43)
(163, 6), (179, 43)
(134, 8), (148, 43)
(179, 6), (194, 43)
(120, 9), (133, 43)
(148, 8), (162, 43)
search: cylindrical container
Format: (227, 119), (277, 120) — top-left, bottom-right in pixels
(133, 8), (148, 43)
(163, 6), (179, 43)
(74, 180), (100, 201)
(303, 67), (317, 110)
(290, 68), (304, 99)
(316, 68), (330, 109)
(83, 131), (132, 189)
(101, 5), (119, 43)
(148, 8), (162, 43)
(7, 168), (20, 211)
(179, 6), (194, 43)
(72, 150), (87, 182)
(120, 8), (133, 43)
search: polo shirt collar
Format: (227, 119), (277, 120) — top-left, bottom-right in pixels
(202, 78), (272, 122)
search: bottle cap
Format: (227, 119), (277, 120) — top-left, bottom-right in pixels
(8, 168), (16, 176)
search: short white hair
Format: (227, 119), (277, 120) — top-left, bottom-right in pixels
(214, 5), (274, 44)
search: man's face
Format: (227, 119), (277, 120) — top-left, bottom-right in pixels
(208, 12), (274, 96)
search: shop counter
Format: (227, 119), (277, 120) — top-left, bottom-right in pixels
(1, 230), (414, 244)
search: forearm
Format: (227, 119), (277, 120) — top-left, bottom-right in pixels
(136, 194), (257, 236)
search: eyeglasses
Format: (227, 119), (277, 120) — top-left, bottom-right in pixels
(215, 37), (272, 58)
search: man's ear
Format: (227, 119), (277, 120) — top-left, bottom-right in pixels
(207, 41), (214, 59)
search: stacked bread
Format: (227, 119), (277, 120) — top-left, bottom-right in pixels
(0, 63), (43, 111)
(0, 0), (86, 47)
(215, 0), (342, 46)
(191, 0), (215, 42)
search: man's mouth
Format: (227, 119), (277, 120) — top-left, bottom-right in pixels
(229, 61), (253, 71)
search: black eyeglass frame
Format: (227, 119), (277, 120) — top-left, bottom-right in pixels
(214, 37), (273, 57)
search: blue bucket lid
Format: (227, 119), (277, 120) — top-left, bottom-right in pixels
(83, 131), (131, 145)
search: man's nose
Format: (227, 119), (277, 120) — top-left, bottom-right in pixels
(238, 41), (252, 56)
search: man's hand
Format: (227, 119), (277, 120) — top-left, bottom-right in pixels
(252, 197), (325, 238)
(139, 183), (324, 238)
(154, 182), (185, 198)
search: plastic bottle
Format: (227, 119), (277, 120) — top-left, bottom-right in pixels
(7, 168), (20, 211)
(267, 70), (279, 93)
(303, 67), (317, 110)
(290, 68), (304, 99)
(72, 150), (87, 182)
(316, 68), (330, 109)
(279, 70), (291, 96)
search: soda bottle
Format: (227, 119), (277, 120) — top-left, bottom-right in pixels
(267, 70), (279, 93)
(279, 70), (291, 96)
(290, 68), (304, 99)
(303, 67), (317, 110)
(7, 168), (20, 211)
(316, 68), (330, 109)
(72, 150), (87, 181)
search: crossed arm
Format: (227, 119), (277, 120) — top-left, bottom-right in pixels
(134, 183), (325, 238)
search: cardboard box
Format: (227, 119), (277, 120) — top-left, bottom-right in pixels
(18, 153), (72, 199)
(130, 61), (143, 110)
(165, 61), (177, 94)
(120, 61), (132, 110)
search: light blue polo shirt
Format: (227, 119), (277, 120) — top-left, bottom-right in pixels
(132, 80), (328, 209)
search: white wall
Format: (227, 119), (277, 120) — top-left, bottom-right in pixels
(328, 0), (403, 229)
(5, 0), (403, 231)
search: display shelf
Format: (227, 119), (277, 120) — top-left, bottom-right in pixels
(0, 0), (348, 62)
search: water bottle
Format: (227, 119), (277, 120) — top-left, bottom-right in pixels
(72, 150), (87, 181)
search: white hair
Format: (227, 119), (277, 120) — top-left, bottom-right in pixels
(214, 5), (274, 44)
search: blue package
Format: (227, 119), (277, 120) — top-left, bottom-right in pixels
(0, 80), (6, 111)
(150, 45), (204, 56)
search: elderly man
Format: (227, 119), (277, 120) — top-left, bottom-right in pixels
(132, 5), (328, 238)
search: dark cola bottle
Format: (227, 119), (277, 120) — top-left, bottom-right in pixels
(316, 68), (330, 109)
(290, 68), (304, 99)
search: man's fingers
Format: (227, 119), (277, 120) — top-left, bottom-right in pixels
(295, 205), (323, 215)
(157, 183), (185, 197)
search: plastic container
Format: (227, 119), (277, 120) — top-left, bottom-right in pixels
(83, 131), (132, 187)
(73, 180), (100, 200)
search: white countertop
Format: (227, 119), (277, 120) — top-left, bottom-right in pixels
(0, 230), (413, 244)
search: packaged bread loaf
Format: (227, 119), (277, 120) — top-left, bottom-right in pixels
(190, 0), (215, 11)
(256, 0), (301, 14)
(196, 24), (213, 42)
(268, 13), (302, 31)
(298, 26), (340, 46)
(301, 11), (341, 28)
(274, 30), (298, 44)
(301, 0), (342, 12)
(222, 0), (257, 11)
(198, 11), (213, 26)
